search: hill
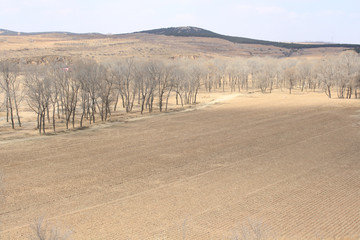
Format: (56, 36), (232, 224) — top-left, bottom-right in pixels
(138, 26), (360, 51)
(0, 28), (19, 35)
(0, 28), (104, 38)
(2, 26), (359, 52)
(1, 26), (359, 60)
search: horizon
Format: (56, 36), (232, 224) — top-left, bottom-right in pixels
(0, 25), (357, 45)
(1, 0), (359, 44)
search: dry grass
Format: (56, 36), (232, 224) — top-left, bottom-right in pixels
(0, 33), (348, 62)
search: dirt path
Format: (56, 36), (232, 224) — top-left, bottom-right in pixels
(0, 92), (359, 239)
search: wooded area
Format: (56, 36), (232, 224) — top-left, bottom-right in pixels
(1, 51), (359, 134)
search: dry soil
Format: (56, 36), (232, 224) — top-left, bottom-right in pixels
(0, 91), (360, 239)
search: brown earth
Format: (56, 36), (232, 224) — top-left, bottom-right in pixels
(0, 33), (348, 62)
(0, 91), (359, 239)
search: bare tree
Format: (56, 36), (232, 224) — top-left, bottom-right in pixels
(318, 56), (337, 98)
(213, 59), (227, 92)
(296, 60), (314, 92)
(6, 53), (360, 136)
(354, 70), (360, 99)
(0, 60), (22, 128)
(24, 66), (51, 134)
(277, 59), (298, 94)
(70, 60), (88, 128)
(145, 59), (172, 112)
(73, 59), (97, 125)
(44, 62), (63, 132)
(247, 57), (262, 89)
(142, 61), (160, 112)
(226, 58), (250, 93)
(284, 66), (297, 94)
(188, 62), (205, 103)
(238, 60), (250, 92)
(265, 59), (278, 93)
(158, 62), (173, 112)
(133, 61), (156, 114)
(226, 60), (239, 93)
(31, 217), (72, 240)
(111, 58), (137, 113)
(54, 62), (80, 129)
(96, 65), (114, 121)
(252, 58), (277, 93)
(173, 67), (187, 107)
(204, 61), (217, 92)
(337, 51), (360, 99)
(86, 60), (100, 124)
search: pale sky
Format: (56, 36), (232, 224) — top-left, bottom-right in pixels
(1, 0), (359, 44)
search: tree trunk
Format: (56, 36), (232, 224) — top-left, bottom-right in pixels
(38, 112), (42, 134)
(13, 93), (21, 127)
(194, 87), (199, 104)
(113, 92), (119, 112)
(179, 93), (184, 107)
(5, 96), (9, 122)
(91, 98), (96, 123)
(80, 112), (84, 128)
(42, 109), (46, 134)
(141, 94), (146, 114)
(165, 87), (172, 112)
(7, 95), (15, 129)
(46, 105), (50, 123)
(159, 91), (163, 112)
(56, 100), (59, 119)
(326, 85), (332, 98)
(120, 94), (125, 108)
(72, 106), (76, 128)
(52, 104), (56, 132)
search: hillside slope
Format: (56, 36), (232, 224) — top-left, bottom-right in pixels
(2, 26), (359, 52)
(138, 26), (360, 51)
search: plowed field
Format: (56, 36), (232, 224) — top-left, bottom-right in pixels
(1, 92), (359, 239)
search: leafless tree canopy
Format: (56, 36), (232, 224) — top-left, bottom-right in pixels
(0, 60), (22, 129)
(0, 51), (359, 133)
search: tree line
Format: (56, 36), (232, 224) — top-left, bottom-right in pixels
(0, 51), (359, 134)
